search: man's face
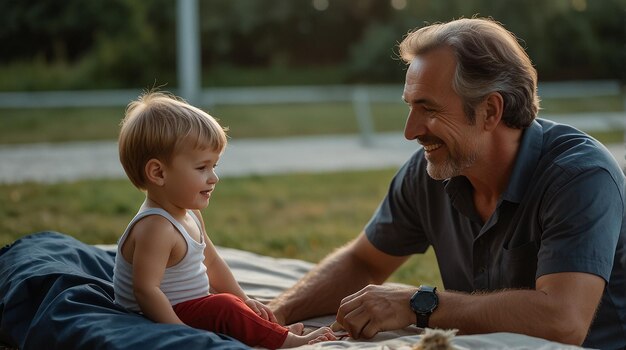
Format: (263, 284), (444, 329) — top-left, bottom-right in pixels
(402, 47), (482, 180)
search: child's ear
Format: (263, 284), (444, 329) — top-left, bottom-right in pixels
(145, 159), (166, 186)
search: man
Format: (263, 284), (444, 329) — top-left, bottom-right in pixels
(269, 18), (626, 349)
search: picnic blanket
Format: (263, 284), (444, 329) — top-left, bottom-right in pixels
(0, 232), (587, 349)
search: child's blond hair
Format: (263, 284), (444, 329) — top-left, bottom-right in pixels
(118, 91), (227, 190)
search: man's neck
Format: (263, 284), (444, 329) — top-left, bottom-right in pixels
(465, 126), (523, 222)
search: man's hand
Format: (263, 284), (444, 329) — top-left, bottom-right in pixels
(269, 234), (409, 325)
(335, 284), (418, 339)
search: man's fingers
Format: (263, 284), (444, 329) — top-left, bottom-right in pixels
(336, 294), (359, 324)
(360, 321), (380, 339)
(330, 321), (344, 332)
(339, 288), (362, 307)
(343, 305), (370, 339)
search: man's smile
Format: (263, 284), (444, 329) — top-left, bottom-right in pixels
(422, 143), (443, 153)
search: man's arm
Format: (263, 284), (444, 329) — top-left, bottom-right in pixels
(436, 272), (604, 345)
(269, 232), (409, 325)
(336, 271), (604, 345)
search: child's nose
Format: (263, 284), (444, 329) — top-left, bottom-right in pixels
(209, 172), (219, 184)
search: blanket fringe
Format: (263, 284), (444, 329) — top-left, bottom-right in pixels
(412, 328), (458, 350)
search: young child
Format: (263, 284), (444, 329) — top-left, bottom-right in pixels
(113, 91), (335, 349)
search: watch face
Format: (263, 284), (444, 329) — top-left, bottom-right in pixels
(411, 290), (438, 313)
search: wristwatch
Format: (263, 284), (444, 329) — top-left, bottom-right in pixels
(409, 285), (438, 328)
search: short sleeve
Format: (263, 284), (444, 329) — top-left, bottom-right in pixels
(365, 152), (430, 256)
(537, 167), (625, 281)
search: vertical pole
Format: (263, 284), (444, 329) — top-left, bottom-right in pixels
(176, 0), (201, 104)
(352, 86), (375, 147)
(352, 86), (374, 147)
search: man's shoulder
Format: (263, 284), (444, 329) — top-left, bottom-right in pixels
(531, 122), (626, 201)
(537, 119), (621, 175)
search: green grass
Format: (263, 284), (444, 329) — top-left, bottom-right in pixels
(0, 102), (409, 144)
(1, 95), (623, 145)
(0, 169), (442, 286)
(0, 107), (127, 144)
(539, 95), (624, 114)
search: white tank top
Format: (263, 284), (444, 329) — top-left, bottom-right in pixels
(113, 208), (210, 311)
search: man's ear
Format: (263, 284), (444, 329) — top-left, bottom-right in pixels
(481, 92), (504, 131)
(145, 158), (166, 186)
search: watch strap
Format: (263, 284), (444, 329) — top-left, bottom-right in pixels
(416, 312), (430, 328)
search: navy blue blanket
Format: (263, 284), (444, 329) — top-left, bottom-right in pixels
(0, 232), (250, 350)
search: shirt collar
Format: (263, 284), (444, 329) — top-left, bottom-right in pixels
(444, 119), (544, 209)
(501, 120), (543, 203)
(444, 176), (481, 222)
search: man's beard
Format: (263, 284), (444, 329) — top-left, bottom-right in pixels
(426, 142), (478, 180)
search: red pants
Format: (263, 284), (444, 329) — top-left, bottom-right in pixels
(173, 293), (288, 349)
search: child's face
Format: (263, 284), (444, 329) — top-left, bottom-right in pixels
(162, 145), (221, 210)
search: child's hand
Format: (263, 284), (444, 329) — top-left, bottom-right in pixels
(244, 298), (278, 323)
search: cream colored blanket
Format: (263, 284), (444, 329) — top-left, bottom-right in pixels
(214, 246), (587, 350)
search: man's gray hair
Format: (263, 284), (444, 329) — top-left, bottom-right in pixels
(399, 17), (539, 128)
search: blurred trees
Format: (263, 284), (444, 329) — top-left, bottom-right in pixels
(0, 0), (624, 90)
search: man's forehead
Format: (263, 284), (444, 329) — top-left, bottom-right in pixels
(403, 49), (456, 97)
(407, 48), (456, 77)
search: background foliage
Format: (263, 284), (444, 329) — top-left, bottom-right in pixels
(0, 0), (624, 91)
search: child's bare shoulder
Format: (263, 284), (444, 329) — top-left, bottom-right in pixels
(130, 214), (180, 246)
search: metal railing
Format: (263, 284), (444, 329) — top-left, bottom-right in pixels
(0, 80), (624, 146)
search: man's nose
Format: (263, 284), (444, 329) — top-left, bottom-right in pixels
(404, 111), (427, 140)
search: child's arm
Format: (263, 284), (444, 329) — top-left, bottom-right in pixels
(203, 237), (277, 321)
(195, 210), (277, 322)
(131, 216), (185, 324)
(203, 238), (246, 297)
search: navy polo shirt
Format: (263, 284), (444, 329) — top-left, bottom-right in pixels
(365, 119), (626, 349)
